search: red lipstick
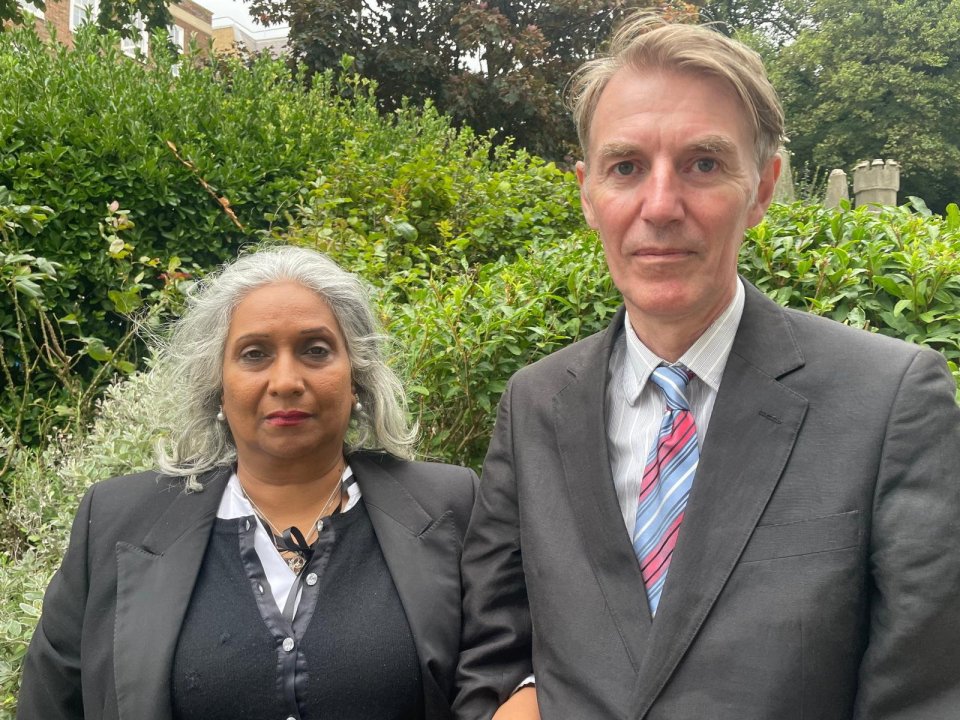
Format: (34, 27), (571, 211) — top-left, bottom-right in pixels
(265, 410), (310, 426)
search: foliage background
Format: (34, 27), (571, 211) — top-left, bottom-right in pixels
(0, 23), (583, 452)
(2, 14), (960, 719)
(6, 0), (960, 209)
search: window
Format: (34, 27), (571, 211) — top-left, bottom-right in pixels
(168, 23), (185, 75)
(18, 0), (44, 18)
(168, 23), (185, 50)
(70, 0), (99, 31)
(120, 13), (149, 57)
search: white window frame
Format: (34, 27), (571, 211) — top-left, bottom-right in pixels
(69, 0), (99, 31)
(167, 23), (185, 75)
(120, 12), (149, 57)
(18, 0), (44, 18)
(168, 22), (185, 50)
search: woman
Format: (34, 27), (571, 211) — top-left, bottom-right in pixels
(16, 246), (477, 720)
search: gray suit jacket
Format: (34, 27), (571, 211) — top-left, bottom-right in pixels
(455, 282), (960, 720)
(18, 451), (477, 720)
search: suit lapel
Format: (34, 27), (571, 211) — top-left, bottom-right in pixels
(555, 307), (654, 671)
(629, 284), (809, 718)
(113, 468), (229, 720)
(352, 454), (457, 718)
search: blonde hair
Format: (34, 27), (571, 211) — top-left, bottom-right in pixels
(567, 12), (784, 170)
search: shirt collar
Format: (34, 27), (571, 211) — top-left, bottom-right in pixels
(619, 278), (745, 404)
(217, 464), (361, 520)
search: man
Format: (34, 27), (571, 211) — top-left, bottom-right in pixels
(454, 13), (960, 720)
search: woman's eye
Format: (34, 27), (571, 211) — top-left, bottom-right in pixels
(239, 348), (267, 362)
(305, 345), (330, 358)
(695, 158), (718, 173)
(614, 161), (635, 176)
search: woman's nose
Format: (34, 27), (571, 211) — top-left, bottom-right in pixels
(268, 352), (305, 395)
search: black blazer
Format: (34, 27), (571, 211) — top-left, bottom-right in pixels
(17, 451), (477, 720)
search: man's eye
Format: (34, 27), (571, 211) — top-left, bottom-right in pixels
(695, 158), (718, 173)
(614, 161), (635, 176)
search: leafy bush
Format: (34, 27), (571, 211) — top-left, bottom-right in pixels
(0, 189), (190, 455)
(1, 24), (586, 454)
(380, 230), (616, 466)
(264, 126), (583, 288)
(741, 199), (960, 376)
(0, 370), (164, 716)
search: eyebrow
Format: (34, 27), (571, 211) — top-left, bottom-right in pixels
(231, 327), (336, 344)
(688, 135), (739, 156)
(596, 142), (642, 162)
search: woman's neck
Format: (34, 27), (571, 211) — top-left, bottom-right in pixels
(236, 454), (346, 531)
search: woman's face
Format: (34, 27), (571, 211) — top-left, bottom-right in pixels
(221, 281), (354, 477)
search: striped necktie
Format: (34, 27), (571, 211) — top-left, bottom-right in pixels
(632, 364), (699, 616)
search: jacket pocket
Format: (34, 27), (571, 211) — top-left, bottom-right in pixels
(739, 510), (860, 563)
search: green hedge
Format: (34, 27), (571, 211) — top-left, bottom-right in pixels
(742, 199), (960, 369)
(0, 24), (585, 450)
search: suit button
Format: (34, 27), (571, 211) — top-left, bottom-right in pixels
(282, 637), (295, 652)
(305, 572), (318, 586)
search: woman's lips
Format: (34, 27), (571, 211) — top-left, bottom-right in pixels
(265, 411), (311, 426)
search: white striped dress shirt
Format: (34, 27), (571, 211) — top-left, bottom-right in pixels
(605, 279), (745, 534)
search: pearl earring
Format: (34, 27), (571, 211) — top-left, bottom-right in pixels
(353, 396), (363, 414)
(216, 406), (226, 422)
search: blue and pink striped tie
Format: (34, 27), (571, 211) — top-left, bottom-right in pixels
(633, 364), (699, 616)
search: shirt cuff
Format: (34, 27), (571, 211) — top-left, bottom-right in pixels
(512, 675), (536, 694)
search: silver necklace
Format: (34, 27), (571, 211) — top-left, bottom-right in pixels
(240, 467), (344, 574)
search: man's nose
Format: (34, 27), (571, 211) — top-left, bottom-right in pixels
(639, 164), (684, 226)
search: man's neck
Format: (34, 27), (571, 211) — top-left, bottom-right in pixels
(628, 315), (718, 363)
(626, 282), (742, 363)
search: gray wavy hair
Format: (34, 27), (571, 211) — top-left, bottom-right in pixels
(567, 12), (784, 171)
(152, 245), (416, 485)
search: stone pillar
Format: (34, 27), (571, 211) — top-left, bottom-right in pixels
(853, 159), (900, 208)
(772, 146), (795, 203)
(824, 169), (849, 208)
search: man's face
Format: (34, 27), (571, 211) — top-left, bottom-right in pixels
(576, 67), (779, 353)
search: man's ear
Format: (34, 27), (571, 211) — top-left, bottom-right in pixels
(748, 153), (782, 227)
(576, 160), (599, 229)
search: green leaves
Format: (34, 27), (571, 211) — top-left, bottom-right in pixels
(106, 288), (142, 314)
(0, 190), (189, 456)
(81, 336), (112, 362)
(946, 203), (960, 231)
(0, 250), (59, 304)
(743, 201), (960, 368)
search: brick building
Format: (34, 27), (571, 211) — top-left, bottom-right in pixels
(14, 0), (213, 55)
